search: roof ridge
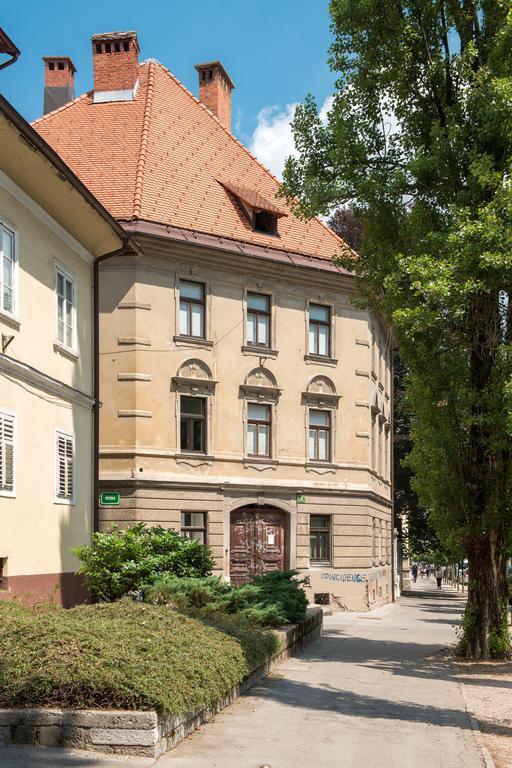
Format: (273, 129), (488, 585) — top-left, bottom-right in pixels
(149, 61), (346, 253)
(31, 91), (91, 126)
(133, 61), (156, 218)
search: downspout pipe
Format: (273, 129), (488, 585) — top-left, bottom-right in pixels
(93, 243), (136, 534)
(0, 28), (20, 71)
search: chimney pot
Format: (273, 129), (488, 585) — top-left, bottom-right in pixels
(42, 57), (76, 114)
(195, 61), (235, 132)
(91, 31), (140, 103)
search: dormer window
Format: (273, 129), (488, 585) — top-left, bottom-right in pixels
(253, 210), (278, 236)
(217, 179), (286, 239)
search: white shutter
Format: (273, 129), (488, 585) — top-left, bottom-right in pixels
(56, 432), (74, 500)
(0, 412), (15, 494)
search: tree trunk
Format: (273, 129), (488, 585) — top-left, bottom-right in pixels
(465, 526), (509, 659)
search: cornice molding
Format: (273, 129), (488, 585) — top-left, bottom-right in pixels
(0, 170), (93, 264)
(0, 353), (95, 409)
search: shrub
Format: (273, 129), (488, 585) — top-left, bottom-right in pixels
(144, 570), (308, 626)
(0, 600), (278, 715)
(73, 524), (215, 601)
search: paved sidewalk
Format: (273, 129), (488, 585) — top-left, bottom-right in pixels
(2, 583), (489, 768)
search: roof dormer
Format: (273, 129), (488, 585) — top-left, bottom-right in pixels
(218, 179), (286, 236)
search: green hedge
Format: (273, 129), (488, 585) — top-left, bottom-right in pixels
(0, 600), (278, 715)
(144, 570), (309, 625)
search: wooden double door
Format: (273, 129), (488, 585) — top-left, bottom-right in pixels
(230, 506), (286, 585)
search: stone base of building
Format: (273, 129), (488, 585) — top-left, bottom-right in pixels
(304, 565), (391, 612)
(0, 572), (87, 608)
(99, 478), (393, 613)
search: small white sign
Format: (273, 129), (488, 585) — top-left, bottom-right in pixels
(267, 532), (276, 545)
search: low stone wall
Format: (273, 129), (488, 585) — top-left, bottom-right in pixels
(0, 607), (322, 757)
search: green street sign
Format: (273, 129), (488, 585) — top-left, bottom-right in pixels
(296, 493), (306, 504)
(100, 492), (120, 506)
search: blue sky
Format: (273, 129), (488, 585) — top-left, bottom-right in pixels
(1, 0), (336, 177)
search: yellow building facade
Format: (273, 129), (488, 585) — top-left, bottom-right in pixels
(0, 96), (125, 604)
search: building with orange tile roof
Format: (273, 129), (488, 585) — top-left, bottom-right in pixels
(34, 31), (393, 610)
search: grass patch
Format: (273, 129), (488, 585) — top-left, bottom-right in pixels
(0, 600), (279, 715)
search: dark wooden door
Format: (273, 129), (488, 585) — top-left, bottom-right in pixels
(230, 507), (285, 585)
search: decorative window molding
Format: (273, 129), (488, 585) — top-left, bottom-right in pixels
(240, 367), (279, 460)
(302, 375), (341, 408)
(172, 358), (217, 395)
(0, 217), (18, 321)
(239, 366), (280, 403)
(173, 360), (215, 457)
(0, 409), (15, 497)
(306, 299), (337, 361)
(55, 262), (77, 355)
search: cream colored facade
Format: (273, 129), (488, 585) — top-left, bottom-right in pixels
(0, 102), (123, 604)
(99, 234), (393, 611)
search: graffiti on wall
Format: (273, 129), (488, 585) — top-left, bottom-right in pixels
(320, 567), (388, 585)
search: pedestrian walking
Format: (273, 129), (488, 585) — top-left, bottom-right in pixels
(434, 565), (443, 590)
(411, 564), (418, 583)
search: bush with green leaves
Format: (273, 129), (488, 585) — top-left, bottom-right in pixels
(73, 524), (215, 601)
(144, 570), (308, 626)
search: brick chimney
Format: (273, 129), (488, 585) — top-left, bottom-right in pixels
(91, 31), (140, 103)
(43, 57), (76, 114)
(195, 61), (235, 131)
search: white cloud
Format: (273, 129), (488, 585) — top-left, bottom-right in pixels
(249, 96), (333, 180)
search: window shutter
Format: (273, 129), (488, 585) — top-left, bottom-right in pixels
(0, 413), (15, 493)
(57, 433), (74, 500)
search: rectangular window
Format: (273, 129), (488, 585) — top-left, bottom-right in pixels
(247, 292), (270, 347)
(180, 396), (206, 453)
(181, 512), (207, 544)
(56, 431), (74, 502)
(0, 411), (15, 496)
(0, 222), (16, 316)
(179, 281), (205, 338)
(247, 403), (271, 457)
(56, 266), (75, 350)
(308, 304), (331, 356)
(310, 515), (331, 562)
(308, 410), (331, 462)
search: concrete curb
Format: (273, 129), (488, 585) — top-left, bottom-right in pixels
(0, 607), (322, 757)
(451, 658), (497, 768)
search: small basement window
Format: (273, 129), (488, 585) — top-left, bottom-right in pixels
(314, 593), (330, 605)
(253, 210), (278, 236)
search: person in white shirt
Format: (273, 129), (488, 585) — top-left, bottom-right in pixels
(434, 565), (443, 590)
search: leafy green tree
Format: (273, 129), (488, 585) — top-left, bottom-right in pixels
(282, 0), (512, 657)
(73, 524), (215, 602)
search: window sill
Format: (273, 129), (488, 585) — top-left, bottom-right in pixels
(304, 353), (338, 367)
(310, 562), (333, 568)
(53, 341), (79, 361)
(175, 453), (214, 465)
(54, 498), (75, 506)
(0, 310), (20, 330)
(173, 335), (213, 350)
(305, 461), (337, 473)
(241, 345), (278, 359)
(243, 456), (278, 466)
(0, 490), (16, 498)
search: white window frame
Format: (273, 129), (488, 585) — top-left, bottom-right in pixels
(54, 263), (77, 353)
(0, 217), (18, 321)
(55, 429), (75, 505)
(0, 409), (16, 498)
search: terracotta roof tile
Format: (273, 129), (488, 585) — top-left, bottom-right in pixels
(34, 60), (347, 262)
